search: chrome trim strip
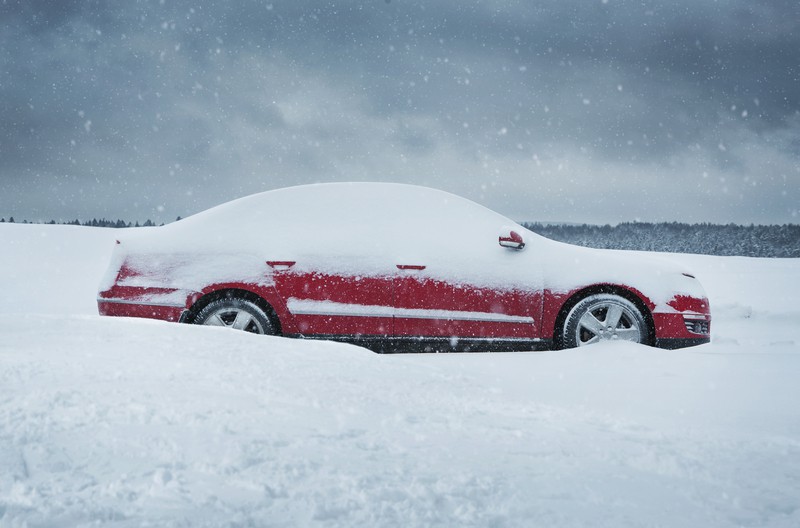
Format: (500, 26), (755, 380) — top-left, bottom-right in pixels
(432, 336), (542, 342)
(293, 309), (393, 319)
(289, 304), (394, 319)
(292, 334), (542, 343)
(287, 299), (535, 324)
(395, 310), (534, 323)
(97, 298), (184, 308)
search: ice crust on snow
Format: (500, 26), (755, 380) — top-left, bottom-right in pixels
(108, 183), (705, 310)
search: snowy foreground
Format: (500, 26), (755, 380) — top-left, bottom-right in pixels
(1, 224), (800, 527)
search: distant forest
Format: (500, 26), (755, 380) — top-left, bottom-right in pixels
(1, 217), (798, 258)
(522, 222), (800, 258)
(0, 217), (168, 228)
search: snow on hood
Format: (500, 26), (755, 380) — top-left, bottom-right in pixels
(534, 236), (707, 311)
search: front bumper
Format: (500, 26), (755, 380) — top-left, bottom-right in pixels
(652, 311), (711, 349)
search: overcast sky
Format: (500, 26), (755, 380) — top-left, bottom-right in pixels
(1, 0), (798, 225)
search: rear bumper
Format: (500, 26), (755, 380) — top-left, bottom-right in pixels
(97, 284), (193, 323)
(98, 298), (185, 322)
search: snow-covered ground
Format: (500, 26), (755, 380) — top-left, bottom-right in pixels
(1, 223), (799, 527)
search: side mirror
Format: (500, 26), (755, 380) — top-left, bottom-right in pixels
(499, 230), (525, 250)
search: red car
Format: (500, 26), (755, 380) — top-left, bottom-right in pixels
(98, 183), (710, 351)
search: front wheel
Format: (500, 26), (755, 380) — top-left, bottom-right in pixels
(562, 293), (647, 348)
(193, 297), (274, 335)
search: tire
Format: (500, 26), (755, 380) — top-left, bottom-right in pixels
(193, 297), (274, 335)
(562, 293), (647, 348)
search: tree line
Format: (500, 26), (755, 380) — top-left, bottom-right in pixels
(522, 221), (800, 258)
(0, 217), (172, 227)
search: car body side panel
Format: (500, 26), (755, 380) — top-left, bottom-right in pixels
(272, 270), (394, 336)
(99, 256), (711, 346)
(393, 273), (541, 338)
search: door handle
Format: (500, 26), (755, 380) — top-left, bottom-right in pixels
(267, 261), (296, 269)
(396, 264), (426, 270)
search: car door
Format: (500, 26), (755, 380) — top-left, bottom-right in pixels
(270, 262), (394, 338)
(394, 268), (539, 339)
(392, 223), (543, 345)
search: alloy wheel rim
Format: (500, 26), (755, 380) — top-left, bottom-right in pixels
(576, 301), (641, 346)
(202, 308), (265, 334)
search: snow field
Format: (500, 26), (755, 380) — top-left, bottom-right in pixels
(1, 223), (800, 527)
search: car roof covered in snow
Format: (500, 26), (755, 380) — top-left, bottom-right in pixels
(123, 182), (527, 258)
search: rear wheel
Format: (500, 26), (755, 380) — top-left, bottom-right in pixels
(193, 297), (274, 335)
(562, 293), (646, 348)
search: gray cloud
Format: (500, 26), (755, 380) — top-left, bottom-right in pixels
(1, 0), (798, 224)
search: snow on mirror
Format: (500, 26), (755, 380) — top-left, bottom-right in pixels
(499, 229), (526, 250)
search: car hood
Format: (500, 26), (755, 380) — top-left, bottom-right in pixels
(531, 235), (707, 312)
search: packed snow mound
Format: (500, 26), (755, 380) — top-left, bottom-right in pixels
(2, 223), (800, 527)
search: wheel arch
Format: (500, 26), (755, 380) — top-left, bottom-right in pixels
(550, 284), (656, 349)
(183, 287), (284, 336)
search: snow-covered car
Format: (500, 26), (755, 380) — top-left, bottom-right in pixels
(97, 183), (711, 352)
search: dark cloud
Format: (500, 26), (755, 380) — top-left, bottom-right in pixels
(1, 0), (798, 224)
